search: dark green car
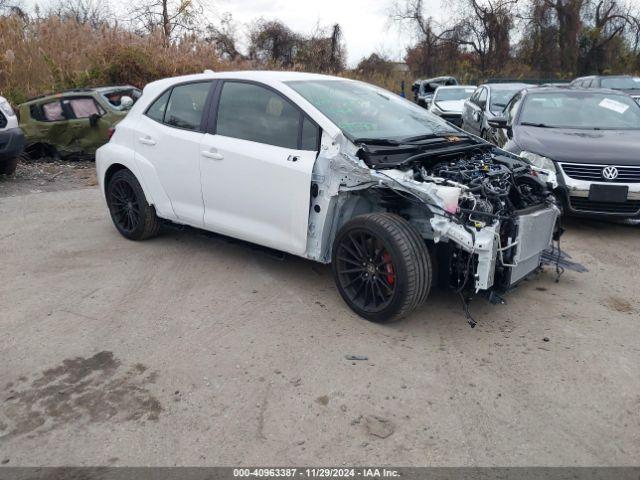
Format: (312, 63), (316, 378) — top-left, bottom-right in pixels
(18, 86), (141, 158)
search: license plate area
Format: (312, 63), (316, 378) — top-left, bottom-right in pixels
(588, 184), (629, 203)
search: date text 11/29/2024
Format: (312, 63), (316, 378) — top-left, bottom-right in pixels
(233, 468), (400, 478)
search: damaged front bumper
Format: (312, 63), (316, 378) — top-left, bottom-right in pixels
(307, 135), (560, 297)
(430, 204), (559, 292)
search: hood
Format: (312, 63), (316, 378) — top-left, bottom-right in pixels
(514, 125), (640, 166)
(433, 100), (465, 113)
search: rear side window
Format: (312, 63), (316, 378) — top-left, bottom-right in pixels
(41, 101), (65, 122)
(145, 82), (211, 131)
(215, 82), (302, 149)
(164, 82), (211, 131)
(146, 90), (171, 123)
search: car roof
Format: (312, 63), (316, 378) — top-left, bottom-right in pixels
(93, 85), (140, 92)
(20, 85), (140, 105)
(584, 74), (634, 79)
(482, 83), (529, 89)
(146, 70), (338, 86)
(521, 86), (629, 96)
(141, 70), (344, 98)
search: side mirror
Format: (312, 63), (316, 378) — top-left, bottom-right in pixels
(120, 96), (134, 109)
(488, 117), (508, 129)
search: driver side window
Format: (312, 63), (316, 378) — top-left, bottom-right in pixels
(215, 81), (320, 151)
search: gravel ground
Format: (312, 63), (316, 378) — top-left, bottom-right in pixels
(0, 169), (638, 467)
(0, 158), (97, 198)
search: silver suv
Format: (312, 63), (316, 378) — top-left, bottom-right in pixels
(0, 96), (25, 175)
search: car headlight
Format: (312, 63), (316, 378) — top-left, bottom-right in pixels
(0, 100), (15, 117)
(431, 105), (443, 115)
(519, 151), (557, 172)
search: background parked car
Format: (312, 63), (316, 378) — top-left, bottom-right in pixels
(415, 76), (458, 108)
(18, 85), (141, 158)
(0, 96), (26, 175)
(491, 86), (640, 219)
(461, 83), (527, 141)
(428, 85), (477, 126)
(570, 75), (640, 103)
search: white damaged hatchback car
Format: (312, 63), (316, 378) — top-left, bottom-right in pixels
(97, 70), (560, 324)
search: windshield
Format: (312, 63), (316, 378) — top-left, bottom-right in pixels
(434, 87), (476, 102)
(286, 79), (457, 140)
(600, 77), (640, 89)
(490, 87), (524, 113)
(519, 92), (640, 129)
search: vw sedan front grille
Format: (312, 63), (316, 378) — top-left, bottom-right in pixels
(559, 162), (640, 183)
(569, 197), (640, 215)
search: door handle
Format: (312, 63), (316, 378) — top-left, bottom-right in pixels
(138, 136), (156, 146)
(201, 150), (224, 160)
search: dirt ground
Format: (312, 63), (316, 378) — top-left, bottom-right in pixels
(0, 164), (639, 467)
(0, 158), (97, 198)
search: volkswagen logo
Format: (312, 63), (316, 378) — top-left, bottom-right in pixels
(602, 166), (619, 180)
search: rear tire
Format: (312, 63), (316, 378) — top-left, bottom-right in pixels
(0, 156), (18, 175)
(332, 213), (432, 323)
(106, 169), (160, 240)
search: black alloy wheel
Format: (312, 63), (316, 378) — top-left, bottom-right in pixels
(332, 213), (432, 323)
(109, 177), (140, 234)
(334, 229), (397, 313)
(106, 169), (160, 240)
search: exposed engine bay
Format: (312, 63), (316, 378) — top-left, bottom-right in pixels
(306, 132), (561, 325)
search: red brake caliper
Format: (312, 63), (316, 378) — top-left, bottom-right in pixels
(382, 251), (395, 285)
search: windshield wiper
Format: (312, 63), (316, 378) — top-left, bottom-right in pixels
(401, 134), (438, 142)
(402, 131), (464, 143)
(353, 137), (402, 146)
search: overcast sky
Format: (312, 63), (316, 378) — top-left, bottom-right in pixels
(27, 0), (444, 67)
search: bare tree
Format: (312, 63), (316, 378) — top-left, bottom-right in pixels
(449, 0), (517, 74)
(541, 0), (586, 74)
(248, 19), (301, 66)
(390, 0), (458, 75)
(47, 0), (113, 28)
(518, 0), (560, 76)
(205, 12), (245, 61)
(129, 0), (203, 44)
(0, 0), (27, 17)
(295, 23), (346, 72)
(579, 0), (634, 73)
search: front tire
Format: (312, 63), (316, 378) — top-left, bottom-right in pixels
(106, 169), (160, 240)
(332, 213), (432, 323)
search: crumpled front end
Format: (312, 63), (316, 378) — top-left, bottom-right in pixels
(306, 132), (560, 299)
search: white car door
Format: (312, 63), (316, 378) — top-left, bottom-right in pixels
(199, 81), (319, 256)
(133, 81), (212, 226)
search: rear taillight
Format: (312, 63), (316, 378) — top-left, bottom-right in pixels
(108, 127), (116, 140)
